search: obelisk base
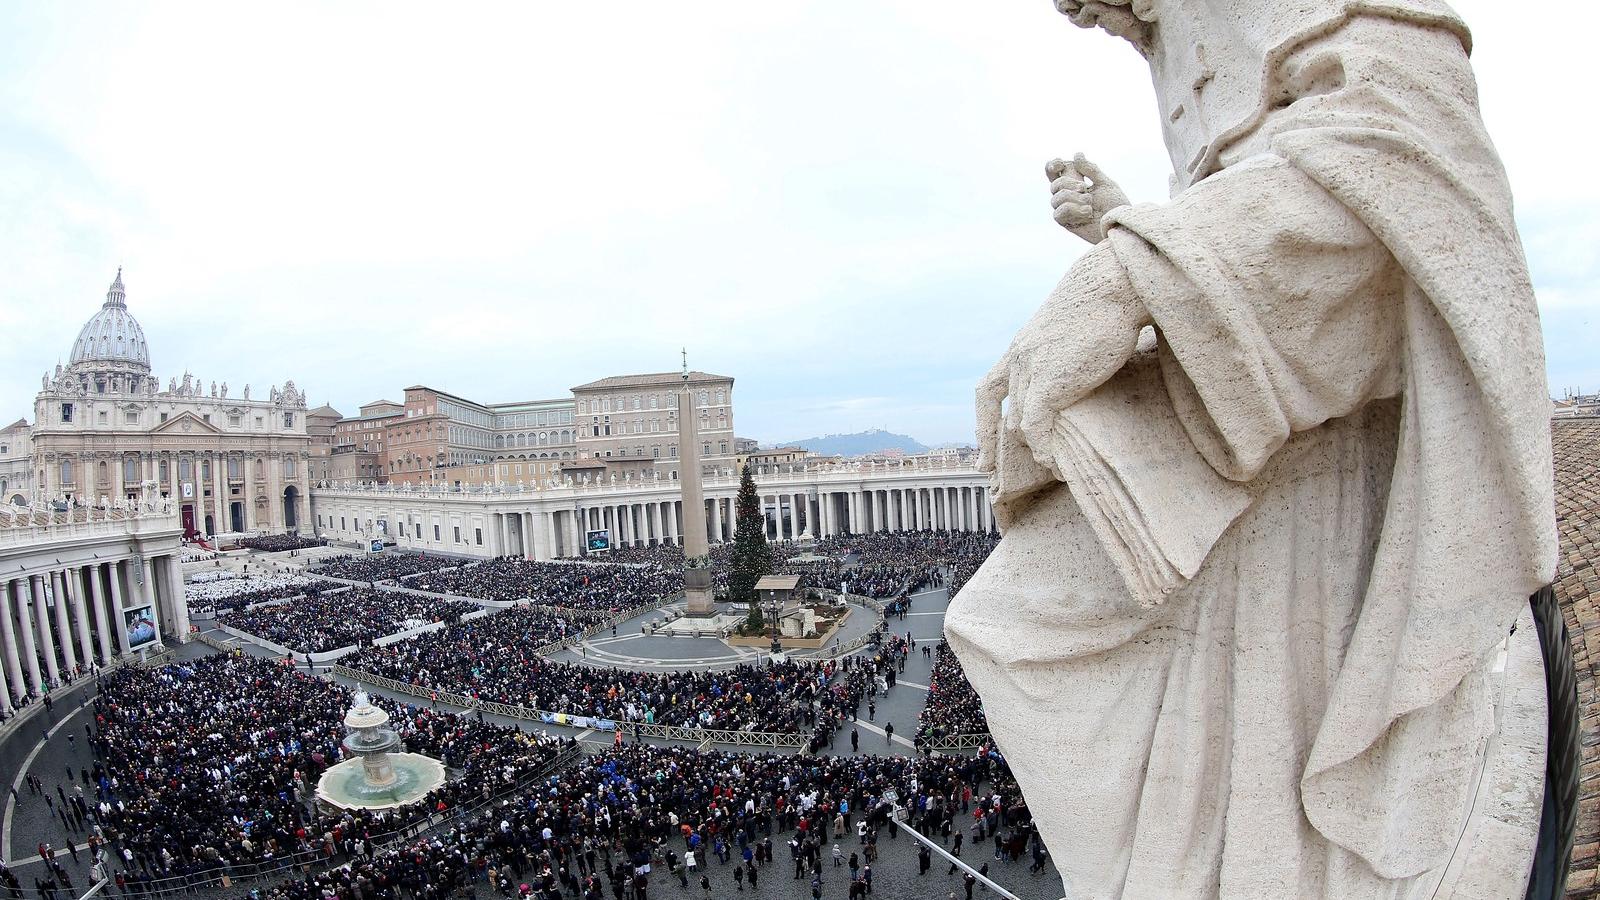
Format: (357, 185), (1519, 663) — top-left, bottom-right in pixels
(683, 565), (718, 617)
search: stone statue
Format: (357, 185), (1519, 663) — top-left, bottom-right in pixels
(210, 381), (217, 397)
(243, 384), (251, 400)
(221, 382), (228, 398)
(945, 2), (1557, 897)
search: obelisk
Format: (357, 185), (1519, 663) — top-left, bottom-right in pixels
(677, 352), (717, 616)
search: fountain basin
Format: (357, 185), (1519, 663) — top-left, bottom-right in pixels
(315, 752), (447, 810)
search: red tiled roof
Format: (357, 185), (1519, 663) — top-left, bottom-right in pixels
(1554, 418), (1600, 897)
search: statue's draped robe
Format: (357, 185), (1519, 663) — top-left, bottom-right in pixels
(945, 16), (1555, 900)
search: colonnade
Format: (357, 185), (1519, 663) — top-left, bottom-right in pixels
(762, 485), (992, 541)
(0, 554), (185, 714)
(483, 483), (993, 561)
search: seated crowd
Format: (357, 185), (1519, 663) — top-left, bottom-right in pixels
(236, 534), (329, 553)
(310, 554), (462, 583)
(217, 588), (470, 654)
(92, 655), (572, 893)
(257, 741), (1037, 900)
(404, 559), (681, 612)
(185, 573), (344, 615)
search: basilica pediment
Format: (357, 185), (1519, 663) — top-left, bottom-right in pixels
(149, 411), (222, 435)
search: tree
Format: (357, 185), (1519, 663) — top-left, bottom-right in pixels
(728, 463), (771, 604)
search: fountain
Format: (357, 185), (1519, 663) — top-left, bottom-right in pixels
(314, 688), (446, 810)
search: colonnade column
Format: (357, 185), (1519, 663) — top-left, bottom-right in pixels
(50, 571), (77, 675)
(30, 576), (58, 685)
(710, 497), (723, 544)
(1, 581), (24, 698)
(165, 554), (189, 639)
(664, 501), (678, 545)
(545, 511), (560, 561)
(107, 563), (130, 655)
(87, 565), (113, 664)
(72, 566), (98, 663)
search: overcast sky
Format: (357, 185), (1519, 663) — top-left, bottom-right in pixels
(1, 2), (1593, 445)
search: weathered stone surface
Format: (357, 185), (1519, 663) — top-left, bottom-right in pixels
(948, 2), (1558, 897)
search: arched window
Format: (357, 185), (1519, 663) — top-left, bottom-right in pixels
(60, 460), (74, 484)
(698, 391), (709, 406)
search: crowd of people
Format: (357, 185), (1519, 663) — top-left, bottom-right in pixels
(310, 554), (463, 584)
(405, 560), (682, 613)
(217, 589), (471, 653)
(253, 740), (1039, 900)
(185, 573), (344, 615)
(236, 534), (329, 553)
(916, 641), (991, 742)
(90, 654), (573, 894)
(345, 632), (843, 733)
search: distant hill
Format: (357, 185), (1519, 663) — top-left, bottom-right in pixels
(775, 429), (929, 458)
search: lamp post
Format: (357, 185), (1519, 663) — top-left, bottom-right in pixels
(769, 590), (783, 663)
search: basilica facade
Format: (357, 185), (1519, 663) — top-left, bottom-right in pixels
(28, 270), (329, 537)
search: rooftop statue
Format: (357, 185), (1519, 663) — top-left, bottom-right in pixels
(945, 2), (1557, 897)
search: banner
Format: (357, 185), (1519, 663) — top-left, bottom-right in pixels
(124, 604), (158, 647)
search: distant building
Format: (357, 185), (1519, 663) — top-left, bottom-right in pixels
(571, 371), (736, 481)
(0, 418), (31, 504)
(29, 270), (313, 536)
(1552, 393), (1600, 419)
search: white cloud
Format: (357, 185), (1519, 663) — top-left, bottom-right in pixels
(0, 1), (1592, 445)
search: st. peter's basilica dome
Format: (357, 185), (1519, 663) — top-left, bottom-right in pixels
(68, 268), (151, 373)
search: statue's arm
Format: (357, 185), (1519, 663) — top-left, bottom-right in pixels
(980, 153), (1401, 490)
(976, 242), (1149, 474)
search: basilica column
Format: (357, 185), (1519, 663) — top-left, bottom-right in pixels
(107, 561), (131, 655)
(214, 453), (228, 534)
(30, 576), (58, 685)
(87, 564), (113, 664)
(50, 571), (77, 675)
(242, 454), (257, 531)
(0, 581), (24, 699)
(266, 453), (284, 531)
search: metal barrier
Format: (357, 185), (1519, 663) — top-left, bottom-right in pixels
(925, 732), (992, 753)
(628, 720), (809, 749)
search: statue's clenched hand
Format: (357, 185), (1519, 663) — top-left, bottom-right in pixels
(1048, 154), (1129, 244)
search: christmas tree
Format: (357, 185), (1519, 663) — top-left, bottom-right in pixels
(728, 463), (772, 604)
